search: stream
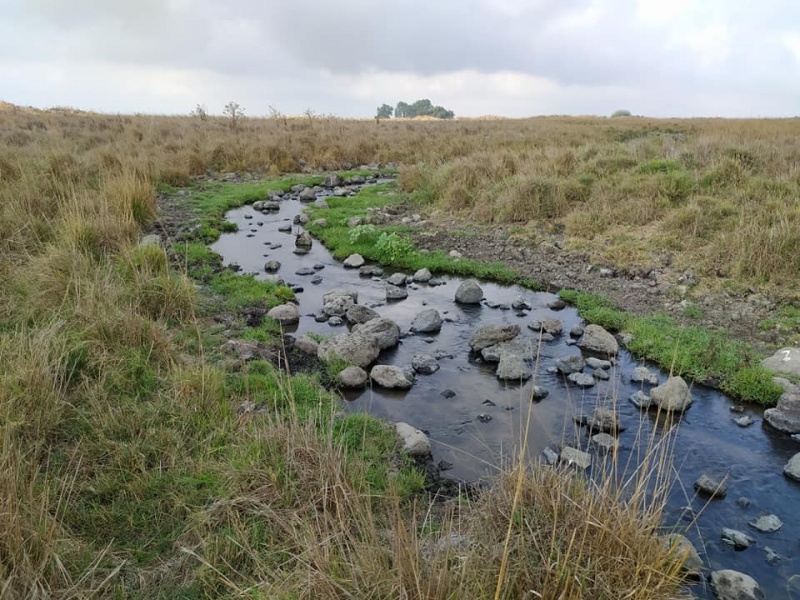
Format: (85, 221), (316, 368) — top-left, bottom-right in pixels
(210, 186), (799, 599)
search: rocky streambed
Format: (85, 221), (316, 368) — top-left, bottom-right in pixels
(204, 176), (800, 599)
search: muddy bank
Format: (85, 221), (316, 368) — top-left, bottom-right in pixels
(410, 219), (781, 353)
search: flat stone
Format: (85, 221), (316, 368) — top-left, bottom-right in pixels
(629, 391), (652, 409)
(694, 473), (727, 498)
(593, 368), (610, 380)
(294, 267), (316, 276)
(721, 528), (755, 550)
(735, 415), (754, 427)
(345, 304), (379, 325)
(327, 316), (344, 326)
(630, 366), (659, 385)
(764, 386), (800, 433)
(387, 273), (407, 286)
(277, 223), (292, 232)
(560, 446), (591, 469)
(568, 372), (595, 387)
(528, 318), (562, 335)
(591, 432), (618, 453)
(468, 324), (520, 352)
(317, 332), (380, 368)
(556, 354), (585, 375)
(352, 317), (401, 350)
(749, 514), (783, 533)
(710, 570), (764, 600)
(496, 353), (532, 381)
(585, 357), (611, 369)
(586, 407), (622, 433)
(385, 284), (408, 300)
(394, 422), (431, 458)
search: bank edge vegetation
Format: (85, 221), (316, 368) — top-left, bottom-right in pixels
(4, 102), (798, 598)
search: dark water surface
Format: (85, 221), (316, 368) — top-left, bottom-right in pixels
(212, 198), (800, 598)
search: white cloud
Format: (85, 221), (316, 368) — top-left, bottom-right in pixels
(636, 0), (695, 24)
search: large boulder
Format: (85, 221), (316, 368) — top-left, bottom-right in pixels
(410, 309), (443, 333)
(651, 376), (692, 412)
(353, 317), (401, 350)
(528, 318), (562, 336)
(395, 422), (431, 458)
(468, 324), (520, 352)
(710, 570), (764, 600)
(318, 332), (380, 368)
(579, 324), (618, 355)
(266, 303), (299, 325)
(370, 365), (413, 389)
(764, 386), (800, 433)
(455, 280), (484, 304)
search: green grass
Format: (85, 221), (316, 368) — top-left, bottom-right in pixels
(306, 184), (543, 288)
(559, 289), (783, 405)
(760, 305), (800, 344)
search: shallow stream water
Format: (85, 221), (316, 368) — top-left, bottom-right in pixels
(212, 194), (799, 598)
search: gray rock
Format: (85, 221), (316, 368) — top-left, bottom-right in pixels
(322, 173), (342, 188)
(762, 347), (800, 376)
(764, 387), (800, 433)
(346, 216), (362, 227)
(661, 534), (703, 576)
(480, 338), (535, 362)
(317, 332), (380, 368)
(311, 218), (327, 227)
(328, 316), (344, 326)
(496, 354), (532, 381)
(749, 514), (782, 533)
(630, 366), (659, 385)
(371, 365), (413, 389)
(591, 433), (618, 453)
(783, 452), (800, 481)
(343, 253), (365, 268)
(387, 272), (407, 286)
(385, 284), (408, 300)
(579, 324), (618, 356)
(710, 570), (764, 600)
(629, 391), (652, 409)
(651, 376), (692, 412)
(764, 546), (782, 564)
(532, 386), (549, 400)
(413, 268), (432, 283)
(735, 415), (754, 427)
(585, 357), (611, 369)
(542, 447), (559, 465)
(264, 260), (281, 273)
(410, 309), (443, 333)
(345, 304), (379, 325)
(556, 354), (585, 375)
(411, 354), (440, 375)
(394, 422), (431, 458)
(570, 325), (584, 337)
(560, 446), (591, 469)
(449, 249), (463, 259)
(298, 187), (317, 201)
(468, 324), (520, 352)
(267, 303), (299, 325)
(294, 267), (316, 276)
(277, 223), (292, 233)
(295, 231), (313, 248)
(262, 201), (280, 211)
(587, 407), (622, 433)
(455, 280), (484, 304)
(139, 233), (162, 247)
(297, 213), (309, 224)
(359, 265), (383, 277)
(593, 368), (610, 381)
(338, 366), (368, 388)
(323, 289), (359, 304)
(322, 294), (355, 317)
(511, 296), (531, 310)
(294, 335), (319, 355)
(721, 528), (755, 550)
(694, 473), (727, 498)
(568, 372), (595, 387)
(528, 318), (562, 336)
(547, 298), (567, 310)
(353, 317), (401, 350)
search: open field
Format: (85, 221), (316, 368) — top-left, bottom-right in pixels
(3, 103), (795, 597)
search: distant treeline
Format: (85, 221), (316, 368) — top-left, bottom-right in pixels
(376, 99), (455, 119)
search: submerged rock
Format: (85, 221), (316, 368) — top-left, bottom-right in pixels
(749, 514), (783, 533)
(694, 473), (727, 498)
(721, 528), (755, 550)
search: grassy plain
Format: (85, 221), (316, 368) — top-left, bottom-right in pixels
(5, 102), (794, 597)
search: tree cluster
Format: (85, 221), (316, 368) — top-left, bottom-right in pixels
(375, 99), (454, 120)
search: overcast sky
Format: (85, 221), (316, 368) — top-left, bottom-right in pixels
(2, 0), (799, 118)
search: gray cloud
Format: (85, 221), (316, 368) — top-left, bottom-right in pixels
(2, 0), (799, 117)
